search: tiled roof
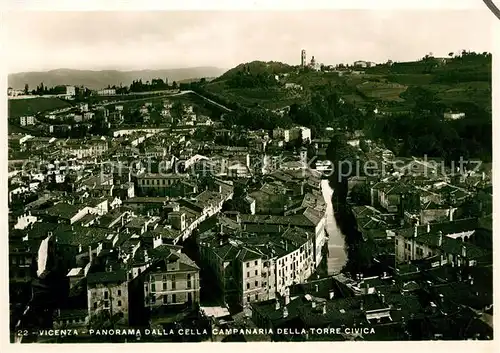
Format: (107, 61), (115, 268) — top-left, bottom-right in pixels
(87, 269), (127, 285)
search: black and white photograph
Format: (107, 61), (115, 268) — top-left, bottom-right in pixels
(4, 2), (496, 345)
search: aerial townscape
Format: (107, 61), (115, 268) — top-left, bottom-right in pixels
(8, 48), (492, 343)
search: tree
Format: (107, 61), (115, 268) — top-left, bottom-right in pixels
(350, 183), (371, 206)
(172, 81), (178, 89)
(24, 84), (29, 95)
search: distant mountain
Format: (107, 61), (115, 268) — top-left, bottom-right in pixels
(8, 67), (227, 90)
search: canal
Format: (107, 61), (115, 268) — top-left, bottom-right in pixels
(320, 179), (348, 275)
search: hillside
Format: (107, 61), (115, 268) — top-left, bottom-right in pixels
(8, 67), (227, 90)
(202, 53), (491, 112)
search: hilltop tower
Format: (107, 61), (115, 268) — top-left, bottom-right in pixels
(301, 49), (306, 67)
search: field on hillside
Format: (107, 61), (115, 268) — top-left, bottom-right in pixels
(205, 81), (305, 109)
(356, 81), (408, 102)
(8, 97), (73, 118)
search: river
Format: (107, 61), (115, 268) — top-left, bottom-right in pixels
(320, 179), (348, 275)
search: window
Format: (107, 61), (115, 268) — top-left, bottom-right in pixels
(104, 300), (110, 309)
(247, 272), (250, 278)
(172, 294), (177, 303)
(163, 295), (168, 305)
(255, 270), (258, 275)
(254, 261), (258, 266)
(118, 300), (122, 307)
(94, 302), (97, 309)
(246, 262), (250, 268)
(117, 290), (121, 296)
(187, 274), (192, 289)
(247, 296), (250, 303)
(188, 292), (192, 303)
(255, 294), (259, 301)
(162, 282), (167, 290)
(255, 281), (259, 287)
(247, 283), (250, 289)
(151, 296), (156, 304)
(172, 276), (176, 290)
(162, 275), (167, 282)
(104, 291), (109, 299)
(145, 285), (148, 292)
(151, 283), (156, 292)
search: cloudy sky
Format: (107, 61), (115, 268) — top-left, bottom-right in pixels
(5, 10), (494, 73)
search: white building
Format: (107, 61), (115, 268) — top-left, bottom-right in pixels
(444, 112), (466, 120)
(83, 112), (95, 121)
(20, 116), (35, 126)
(79, 103), (89, 112)
(66, 86), (76, 97)
(97, 88), (116, 96)
(284, 83), (303, 90)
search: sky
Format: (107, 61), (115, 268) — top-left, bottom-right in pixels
(4, 10), (494, 73)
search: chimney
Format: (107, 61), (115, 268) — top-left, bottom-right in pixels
(283, 307), (288, 318)
(275, 299), (280, 311)
(427, 223), (430, 233)
(315, 284), (319, 292)
(438, 231), (443, 247)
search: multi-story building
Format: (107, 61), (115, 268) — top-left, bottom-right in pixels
(97, 88), (116, 96)
(199, 226), (316, 308)
(143, 246), (200, 308)
(393, 218), (490, 266)
(136, 173), (190, 196)
(20, 116), (35, 126)
(87, 267), (129, 325)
